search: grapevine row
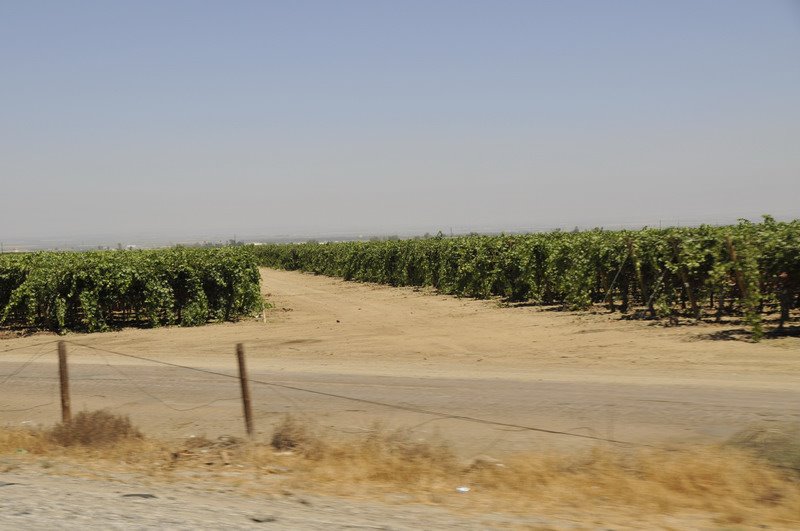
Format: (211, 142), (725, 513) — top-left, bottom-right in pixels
(254, 217), (800, 338)
(0, 247), (263, 333)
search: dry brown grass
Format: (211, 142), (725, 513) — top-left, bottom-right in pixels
(2, 418), (799, 527)
(728, 423), (800, 471)
(258, 424), (800, 525)
(461, 447), (800, 524)
(0, 410), (162, 472)
(48, 410), (142, 447)
(283, 424), (458, 489)
(270, 414), (319, 452)
(0, 426), (53, 455)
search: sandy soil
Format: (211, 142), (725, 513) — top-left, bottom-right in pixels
(2, 268), (800, 529)
(2, 268), (799, 455)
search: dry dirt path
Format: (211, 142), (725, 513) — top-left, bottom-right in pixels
(2, 269), (800, 529)
(2, 268), (799, 455)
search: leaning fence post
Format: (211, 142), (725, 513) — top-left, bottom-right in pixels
(236, 343), (254, 438)
(57, 341), (71, 423)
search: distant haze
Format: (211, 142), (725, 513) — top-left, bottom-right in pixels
(1, 1), (798, 249)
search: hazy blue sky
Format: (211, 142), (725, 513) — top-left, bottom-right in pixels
(1, 0), (799, 243)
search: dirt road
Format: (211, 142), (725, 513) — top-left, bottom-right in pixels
(2, 268), (799, 455)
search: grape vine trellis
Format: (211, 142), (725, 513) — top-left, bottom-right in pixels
(0, 247), (263, 333)
(254, 217), (800, 339)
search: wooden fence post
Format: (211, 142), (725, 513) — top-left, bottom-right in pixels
(57, 341), (71, 423)
(627, 239), (652, 315)
(236, 343), (254, 438)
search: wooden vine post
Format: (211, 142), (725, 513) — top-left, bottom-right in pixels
(627, 239), (651, 315)
(725, 236), (748, 299)
(671, 239), (699, 319)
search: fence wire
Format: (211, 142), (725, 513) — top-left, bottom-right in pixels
(57, 340), (653, 448)
(4, 338), (800, 474)
(1, 338), (659, 456)
(13, 338), (793, 459)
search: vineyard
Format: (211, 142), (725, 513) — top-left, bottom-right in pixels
(254, 217), (800, 338)
(0, 247), (262, 333)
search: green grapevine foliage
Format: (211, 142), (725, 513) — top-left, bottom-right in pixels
(254, 218), (800, 339)
(0, 247), (263, 333)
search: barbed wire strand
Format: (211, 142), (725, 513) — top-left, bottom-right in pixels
(0, 339), (59, 355)
(258, 384), (391, 436)
(63, 340), (655, 448)
(70, 344), (241, 413)
(0, 345), (53, 386)
(0, 401), (55, 413)
(258, 382), (319, 424)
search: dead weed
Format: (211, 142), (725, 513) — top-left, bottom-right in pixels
(48, 410), (142, 447)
